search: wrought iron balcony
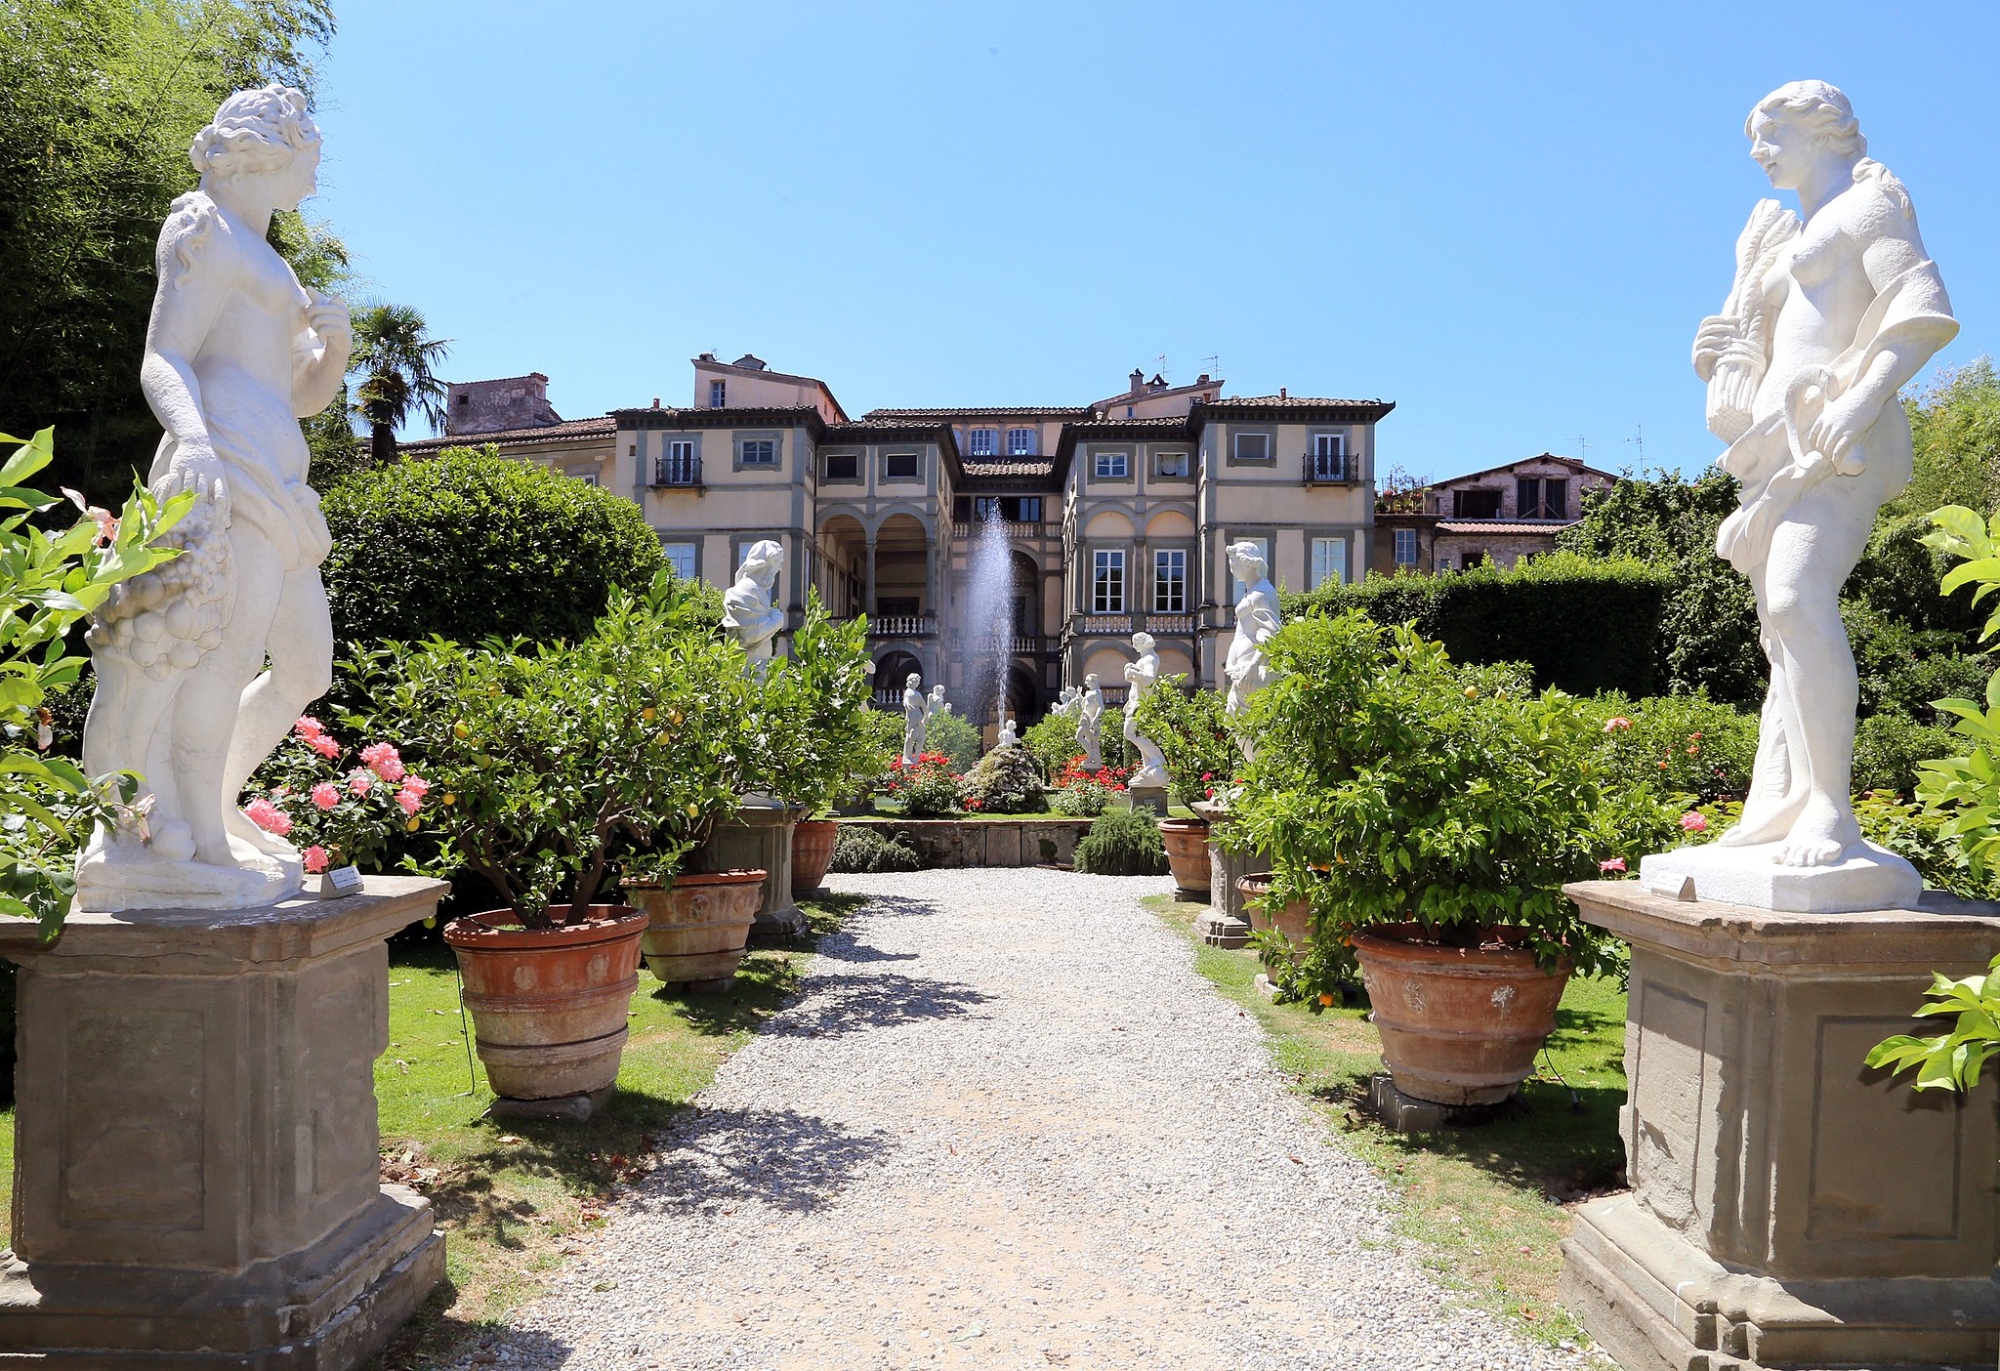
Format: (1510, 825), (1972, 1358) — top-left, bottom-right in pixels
(1303, 453), (1356, 484)
(653, 454), (703, 487)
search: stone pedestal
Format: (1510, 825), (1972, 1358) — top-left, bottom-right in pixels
(1193, 803), (1264, 949)
(1125, 785), (1168, 817)
(0, 876), (450, 1368)
(693, 804), (805, 944)
(1560, 879), (2000, 1370)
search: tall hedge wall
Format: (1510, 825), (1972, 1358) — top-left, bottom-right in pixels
(1283, 553), (1672, 696)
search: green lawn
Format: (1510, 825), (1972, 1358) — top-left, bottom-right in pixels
(1141, 893), (1626, 1351)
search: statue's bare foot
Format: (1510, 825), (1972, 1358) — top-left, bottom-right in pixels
(1717, 794), (1801, 847)
(226, 805), (294, 857)
(1775, 799), (1859, 868)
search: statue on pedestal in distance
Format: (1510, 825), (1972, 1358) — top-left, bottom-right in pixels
(77, 86), (349, 913)
(722, 539), (786, 671)
(1223, 540), (1281, 763)
(1645, 80), (1958, 911)
(1076, 674), (1104, 771)
(901, 673), (929, 766)
(1123, 632), (1169, 788)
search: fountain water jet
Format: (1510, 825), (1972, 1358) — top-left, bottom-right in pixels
(963, 502), (1015, 749)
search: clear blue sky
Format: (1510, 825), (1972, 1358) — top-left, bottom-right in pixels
(309, 1), (2000, 481)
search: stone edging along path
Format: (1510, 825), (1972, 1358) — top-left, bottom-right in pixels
(452, 869), (1586, 1370)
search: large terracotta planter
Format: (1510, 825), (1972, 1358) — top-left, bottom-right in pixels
(1159, 818), (1212, 897)
(1351, 923), (1572, 1107)
(791, 819), (838, 896)
(1236, 874), (1310, 962)
(443, 905), (646, 1103)
(625, 869), (765, 992)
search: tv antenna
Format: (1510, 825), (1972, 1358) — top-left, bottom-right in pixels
(1152, 353), (1168, 381)
(1201, 354), (1221, 378)
(1625, 424), (1644, 466)
(1577, 434), (1588, 464)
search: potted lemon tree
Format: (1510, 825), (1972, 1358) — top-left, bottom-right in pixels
(356, 578), (743, 1115)
(1231, 612), (1672, 1105)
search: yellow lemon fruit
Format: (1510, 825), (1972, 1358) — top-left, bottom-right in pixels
(453, 721), (470, 739)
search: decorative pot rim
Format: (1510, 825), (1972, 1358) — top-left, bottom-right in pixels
(1233, 873), (1279, 892)
(443, 905), (645, 949)
(1351, 922), (1572, 971)
(621, 868), (768, 892)
(1159, 817), (1211, 833)
(794, 817), (839, 830)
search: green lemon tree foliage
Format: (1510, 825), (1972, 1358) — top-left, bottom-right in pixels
(1230, 611), (1680, 987)
(1907, 506), (2000, 881)
(736, 593), (880, 815)
(1866, 957), (2000, 1092)
(0, 429), (189, 930)
(348, 576), (743, 927)
(1128, 676), (1237, 808)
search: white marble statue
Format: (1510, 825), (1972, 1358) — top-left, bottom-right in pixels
(1052, 684), (1081, 718)
(1223, 540), (1281, 762)
(1122, 632), (1169, 789)
(722, 539), (786, 671)
(997, 715), (1019, 749)
(1076, 674), (1104, 771)
(928, 683), (951, 717)
(1643, 81), (1956, 912)
(901, 672), (929, 766)
(77, 86), (349, 913)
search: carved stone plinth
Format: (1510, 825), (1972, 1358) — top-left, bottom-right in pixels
(1124, 785), (1168, 817)
(0, 876), (449, 1367)
(1193, 804), (1263, 949)
(1560, 880), (2000, 1369)
(693, 804), (805, 945)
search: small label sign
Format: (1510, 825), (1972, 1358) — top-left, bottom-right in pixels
(319, 865), (364, 898)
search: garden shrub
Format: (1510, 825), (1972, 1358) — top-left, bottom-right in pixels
(1287, 552), (1672, 697)
(1129, 679), (1238, 807)
(1048, 756), (1128, 817)
(1072, 807), (1170, 876)
(1854, 713), (1958, 798)
(829, 824), (922, 874)
(1232, 612), (1684, 976)
(887, 753), (963, 817)
(1587, 692), (1758, 804)
(924, 709), (983, 774)
(1022, 705), (1133, 779)
(322, 446), (669, 646)
(961, 744), (1046, 813)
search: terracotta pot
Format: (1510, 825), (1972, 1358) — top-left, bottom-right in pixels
(1350, 923), (1572, 1107)
(443, 905), (646, 1102)
(791, 819), (839, 896)
(1159, 818), (1213, 897)
(1235, 874), (1310, 962)
(625, 869), (766, 991)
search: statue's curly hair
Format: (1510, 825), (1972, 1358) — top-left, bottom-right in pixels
(189, 85), (318, 180)
(1746, 81), (1867, 160)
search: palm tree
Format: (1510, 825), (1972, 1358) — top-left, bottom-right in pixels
(349, 303), (452, 465)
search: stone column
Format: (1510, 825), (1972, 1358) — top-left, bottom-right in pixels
(1560, 879), (2000, 1369)
(692, 805), (806, 945)
(0, 875), (450, 1367)
(1192, 800), (1261, 947)
(864, 535), (877, 619)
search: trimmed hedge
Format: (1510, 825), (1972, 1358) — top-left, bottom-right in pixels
(1285, 553), (1671, 696)
(322, 446), (670, 646)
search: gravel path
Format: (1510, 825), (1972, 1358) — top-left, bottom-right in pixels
(452, 869), (1583, 1370)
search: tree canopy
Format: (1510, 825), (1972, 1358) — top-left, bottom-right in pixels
(0, 0), (338, 501)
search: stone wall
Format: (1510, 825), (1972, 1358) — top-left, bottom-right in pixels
(841, 818), (1094, 868)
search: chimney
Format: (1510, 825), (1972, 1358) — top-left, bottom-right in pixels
(651, 397), (660, 409)
(1195, 373), (1210, 385)
(1129, 368), (1145, 395)
(1279, 387), (1288, 400)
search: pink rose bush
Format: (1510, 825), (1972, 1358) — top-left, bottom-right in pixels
(238, 717), (432, 874)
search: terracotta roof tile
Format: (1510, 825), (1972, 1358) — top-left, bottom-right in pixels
(864, 405), (1093, 419)
(401, 416), (615, 451)
(1434, 520), (1580, 536)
